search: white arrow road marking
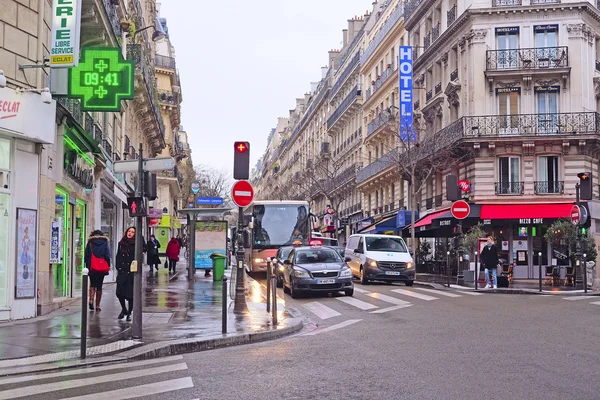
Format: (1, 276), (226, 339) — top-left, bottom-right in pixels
(302, 319), (362, 336)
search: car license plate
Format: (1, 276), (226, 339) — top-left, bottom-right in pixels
(385, 271), (401, 276)
(316, 279), (336, 284)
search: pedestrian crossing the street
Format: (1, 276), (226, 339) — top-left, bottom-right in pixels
(0, 355), (194, 400)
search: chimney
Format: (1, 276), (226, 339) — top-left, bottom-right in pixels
(328, 50), (340, 69)
(348, 20), (356, 43)
(321, 66), (329, 79)
(310, 82), (319, 93)
(342, 29), (348, 48)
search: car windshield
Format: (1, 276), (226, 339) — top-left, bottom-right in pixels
(295, 248), (341, 264)
(365, 237), (408, 253)
(331, 247), (345, 258)
(279, 247), (293, 259)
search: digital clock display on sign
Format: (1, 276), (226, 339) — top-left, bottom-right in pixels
(68, 47), (134, 112)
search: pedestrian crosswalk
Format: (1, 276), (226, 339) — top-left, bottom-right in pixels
(0, 355), (194, 400)
(562, 296), (600, 307)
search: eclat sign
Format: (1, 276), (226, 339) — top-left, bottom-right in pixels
(50, 0), (82, 67)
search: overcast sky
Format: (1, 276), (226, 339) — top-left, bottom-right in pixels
(159, 0), (370, 175)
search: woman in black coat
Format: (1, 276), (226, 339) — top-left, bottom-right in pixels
(116, 226), (137, 321)
(146, 235), (161, 271)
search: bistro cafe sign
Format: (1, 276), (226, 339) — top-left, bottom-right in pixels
(50, 0), (82, 67)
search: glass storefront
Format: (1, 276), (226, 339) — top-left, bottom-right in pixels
(101, 198), (116, 242)
(73, 200), (86, 296)
(54, 190), (69, 297)
(0, 138), (11, 307)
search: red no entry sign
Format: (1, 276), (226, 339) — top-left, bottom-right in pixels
(232, 180), (254, 208)
(570, 204), (580, 225)
(451, 200), (470, 220)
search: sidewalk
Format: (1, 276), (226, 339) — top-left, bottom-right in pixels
(0, 258), (301, 371)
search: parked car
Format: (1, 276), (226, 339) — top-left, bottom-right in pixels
(282, 246), (354, 298)
(272, 245), (295, 288)
(344, 234), (414, 285)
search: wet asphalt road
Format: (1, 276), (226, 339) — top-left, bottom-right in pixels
(6, 279), (600, 400)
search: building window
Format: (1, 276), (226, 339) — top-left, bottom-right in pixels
(498, 156), (521, 194)
(496, 27), (519, 69)
(534, 24), (558, 66)
(537, 156), (560, 194)
(535, 86), (559, 133)
(497, 88), (520, 135)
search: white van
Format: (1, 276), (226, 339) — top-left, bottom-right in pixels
(344, 234), (414, 285)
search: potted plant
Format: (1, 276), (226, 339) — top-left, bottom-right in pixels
(121, 19), (135, 37)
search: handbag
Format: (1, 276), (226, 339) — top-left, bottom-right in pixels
(164, 259), (168, 269)
(91, 253), (110, 274)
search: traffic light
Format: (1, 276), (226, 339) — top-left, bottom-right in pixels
(127, 197), (148, 217)
(446, 175), (461, 201)
(233, 141), (250, 180)
(577, 172), (593, 200)
(144, 171), (157, 200)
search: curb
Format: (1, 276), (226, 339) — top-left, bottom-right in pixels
(415, 280), (599, 296)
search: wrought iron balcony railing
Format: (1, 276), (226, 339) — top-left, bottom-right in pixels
(414, 100), (420, 110)
(57, 97), (83, 127)
(361, 5), (404, 65)
(102, 140), (113, 158)
(531, 0), (559, 3)
(463, 112), (599, 136)
(435, 83), (442, 95)
(327, 85), (361, 129)
(158, 90), (179, 105)
(335, 128), (362, 160)
(424, 33), (431, 50)
(367, 112), (392, 138)
(101, 0), (122, 41)
(450, 69), (458, 82)
(486, 47), (568, 70)
(495, 182), (524, 195)
(447, 5), (457, 27)
(366, 65), (397, 101)
(330, 51), (360, 99)
(534, 181), (564, 194)
(423, 194), (443, 210)
(432, 22), (441, 42)
(492, 0), (521, 6)
(84, 112), (103, 144)
(155, 55), (176, 70)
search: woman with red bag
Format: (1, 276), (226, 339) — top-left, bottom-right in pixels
(84, 230), (111, 312)
(166, 237), (181, 273)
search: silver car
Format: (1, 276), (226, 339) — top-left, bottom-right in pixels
(282, 246), (354, 298)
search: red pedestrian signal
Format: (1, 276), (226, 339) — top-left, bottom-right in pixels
(233, 141), (250, 180)
(127, 197), (148, 217)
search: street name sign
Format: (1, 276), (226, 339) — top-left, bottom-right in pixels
(196, 197), (224, 205)
(451, 200), (470, 220)
(232, 180), (254, 208)
(114, 157), (176, 173)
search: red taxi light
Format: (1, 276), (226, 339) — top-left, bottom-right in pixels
(309, 239), (322, 246)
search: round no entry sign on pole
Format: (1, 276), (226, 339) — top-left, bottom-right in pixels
(232, 180), (254, 208)
(451, 200), (470, 220)
(571, 204), (580, 225)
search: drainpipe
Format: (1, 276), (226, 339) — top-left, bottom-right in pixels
(36, 0), (45, 87)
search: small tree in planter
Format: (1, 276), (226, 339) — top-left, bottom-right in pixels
(545, 219), (597, 264)
(461, 223), (486, 257)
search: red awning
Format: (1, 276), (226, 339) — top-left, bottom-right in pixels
(480, 203), (573, 220)
(414, 208), (450, 228)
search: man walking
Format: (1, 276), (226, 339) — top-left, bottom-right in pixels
(481, 236), (499, 289)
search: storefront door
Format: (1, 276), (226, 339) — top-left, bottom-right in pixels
(72, 200), (86, 296)
(54, 191), (70, 297)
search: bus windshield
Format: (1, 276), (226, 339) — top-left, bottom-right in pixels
(253, 204), (309, 247)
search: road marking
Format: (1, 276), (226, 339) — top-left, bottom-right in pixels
(370, 304), (413, 314)
(336, 297), (378, 310)
(456, 290), (483, 296)
(590, 301), (600, 305)
(303, 319), (362, 336)
(450, 284), (474, 290)
(0, 356), (184, 385)
(60, 377), (194, 400)
(353, 287), (370, 294)
(563, 296), (598, 301)
(367, 293), (412, 306)
(302, 301), (341, 319)
(0, 363), (188, 399)
(413, 288), (462, 298)
(391, 289), (438, 301)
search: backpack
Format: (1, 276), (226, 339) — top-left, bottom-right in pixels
(91, 253), (110, 274)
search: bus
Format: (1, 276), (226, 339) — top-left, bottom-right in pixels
(242, 200), (311, 274)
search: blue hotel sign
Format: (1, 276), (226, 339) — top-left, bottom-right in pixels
(398, 46), (415, 141)
(196, 197), (224, 205)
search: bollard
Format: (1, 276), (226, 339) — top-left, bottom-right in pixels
(474, 251), (478, 290)
(446, 251), (451, 288)
(81, 267), (89, 359)
(538, 252), (542, 292)
(266, 258), (272, 313)
(222, 276), (227, 334)
(271, 273), (278, 326)
(584, 253), (588, 294)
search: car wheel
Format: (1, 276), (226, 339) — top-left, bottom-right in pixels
(283, 279), (290, 294)
(360, 267), (369, 285)
(276, 275), (283, 288)
(345, 288), (354, 297)
(405, 280), (414, 286)
(290, 279), (300, 299)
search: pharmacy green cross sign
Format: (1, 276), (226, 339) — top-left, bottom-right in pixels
(68, 47), (135, 112)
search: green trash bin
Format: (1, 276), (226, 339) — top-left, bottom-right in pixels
(210, 253), (227, 281)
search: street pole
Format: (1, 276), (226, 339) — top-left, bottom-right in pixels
(474, 251), (478, 290)
(132, 143), (144, 339)
(575, 183), (583, 289)
(446, 250), (450, 288)
(266, 258), (271, 313)
(80, 268), (89, 359)
(456, 223), (464, 285)
(188, 212), (196, 280)
(234, 206), (247, 312)
(538, 251), (542, 292)
(584, 253), (588, 293)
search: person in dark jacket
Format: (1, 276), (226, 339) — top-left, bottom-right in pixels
(116, 226), (137, 321)
(176, 235), (183, 248)
(166, 237), (181, 273)
(84, 230), (111, 312)
(480, 236), (499, 289)
(146, 235), (161, 271)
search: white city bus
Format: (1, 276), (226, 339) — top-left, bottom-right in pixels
(242, 200), (311, 274)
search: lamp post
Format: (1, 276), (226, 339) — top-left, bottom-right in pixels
(538, 251), (542, 292)
(584, 253), (588, 294)
(474, 250), (478, 290)
(446, 250), (451, 288)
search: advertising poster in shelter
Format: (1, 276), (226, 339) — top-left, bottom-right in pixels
(16, 208), (36, 298)
(194, 221), (227, 269)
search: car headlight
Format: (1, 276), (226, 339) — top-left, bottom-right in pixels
(293, 269), (310, 278)
(278, 265), (284, 272)
(406, 262), (413, 269)
(254, 258), (264, 263)
(366, 258), (378, 268)
(340, 268), (352, 277)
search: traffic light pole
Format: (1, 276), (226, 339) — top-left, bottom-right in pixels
(235, 206), (247, 313)
(575, 184), (587, 292)
(132, 143), (144, 339)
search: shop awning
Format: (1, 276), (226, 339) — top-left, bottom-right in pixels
(480, 203), (573, 220)
(359, 214), (397, 234)
(413, 208), (450, 228)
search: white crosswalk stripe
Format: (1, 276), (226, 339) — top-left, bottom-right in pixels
(590, 301), (600, 305)
(302, 301), (342, 319)
(563, 296), (597, 301)
(336, 297), (379, 310)
(367, 292), (412, 306)
(391, 288), (438, 301)
(0, 357), (194, 399)
(370, 304), (413, 314)
(455, 290), (484, 296)
(413, 288), (463, 298)
(352, 287), (370, 294)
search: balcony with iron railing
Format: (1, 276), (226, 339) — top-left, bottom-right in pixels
(435, 83), (442, 95)
(423, 194), (443, 210)
(100, 0), (122, 41)
(361, 5), (404, 65)
(367, 112), (393, 138)
(534, 181), (564, 194)
(463, 112), (599, 136)
(432, 22), (441, 42)
(155, 55), (176, 70)
(495, 182), (524, 195)
(366, 65), (397, 101)
(84, 112), (103, 144)
(102, 140), (112, 160)
(424, 32), (432, 50)
(57, 97), (84, 127)
(492, 0), (522, 6)
(447, 4), (457, 27)
(414, 100), (420, 110)
(327, 85), (361, 130)
(426, 90), (433, 102)
(158, 90), (179, 106)
(330, 52), (361, 99)
(486, 47), (568, 71)
(335, 128), (362, 160)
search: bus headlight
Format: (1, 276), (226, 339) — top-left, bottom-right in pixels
(254, 258), (264, 264)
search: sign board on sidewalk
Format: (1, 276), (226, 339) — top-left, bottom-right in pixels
(194, 221), (227, 269)
(50, 0), (82, 67)
(451, 200), (470, 220)
(231, 180), (254, 208)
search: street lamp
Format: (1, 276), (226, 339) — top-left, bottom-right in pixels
(446, 250), (451, 288)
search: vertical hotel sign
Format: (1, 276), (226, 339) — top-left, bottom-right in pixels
(398, 46), (415, 141)
(50, 0), (82, 67)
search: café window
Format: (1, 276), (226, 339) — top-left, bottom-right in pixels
(535, 86), (559, 133)
(497, 87), (520, 135)
(496, 27), (519, 69)
(498, 156), (521, 194)
(537, 156), (560, 194)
